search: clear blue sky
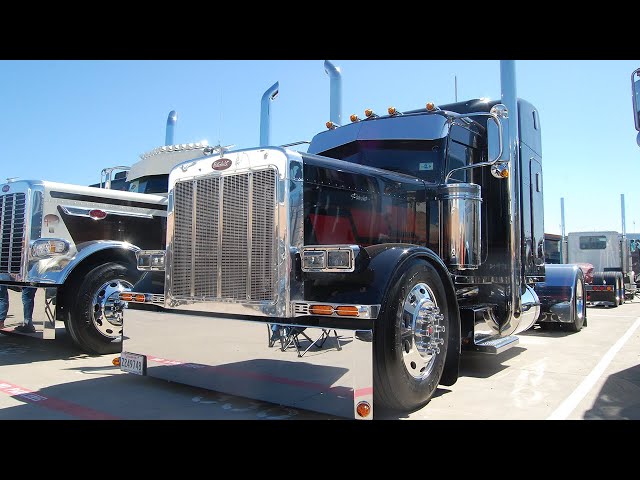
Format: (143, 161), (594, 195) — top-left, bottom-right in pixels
(1, 60), (639, 235)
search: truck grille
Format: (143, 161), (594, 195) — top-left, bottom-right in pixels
(0, 193), (27, 275)
(171, 169), (277, 302)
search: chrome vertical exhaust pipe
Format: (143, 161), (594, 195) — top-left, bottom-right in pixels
(621, 193), (626, 237)
(324, 60), (342, 126)
(561, 197), (567, 263)
(260, 81), (279, 147)
(165, 110), (177, 146)
(500, 60), (528, 335)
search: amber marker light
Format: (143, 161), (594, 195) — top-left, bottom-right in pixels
(356, 401), (371, 418)
(326, 121), (335, 130)
(310, 305), (334, 315)
(388, 106), (397, 115)
(120, 292), (134, 301)
(364, 108), (374, 118)
(426, 102), (435, 111)
(112, 357), (121, 366)
(134, 294), (146, 302)
(336, 306), (360, 317)
(500, 168), (509, 178)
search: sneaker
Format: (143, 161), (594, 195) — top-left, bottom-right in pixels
(14, 324), (36, 333)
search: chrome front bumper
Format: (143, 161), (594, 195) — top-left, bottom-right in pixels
(120, 305), (375, 419)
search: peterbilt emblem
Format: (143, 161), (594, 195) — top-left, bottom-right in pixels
(212, 158), (232, 171)
(1, 185), (8, 192)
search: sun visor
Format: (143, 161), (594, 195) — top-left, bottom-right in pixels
(308, 113), (450, 155)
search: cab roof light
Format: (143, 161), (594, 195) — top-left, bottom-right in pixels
(326, 121), (338, 130)
(350, 114), (360, 123)
(426, 102), (437, 111)
(364, 108), (378, 118)
(388, 106), (402, 116)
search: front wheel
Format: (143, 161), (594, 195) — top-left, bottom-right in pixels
(66, 262), (138, 354)
(373, 260), (449, 412)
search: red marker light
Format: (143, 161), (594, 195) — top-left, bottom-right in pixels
(89, 209), (107, 220)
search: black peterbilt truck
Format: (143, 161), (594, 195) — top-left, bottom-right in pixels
(119, 60), (585, 419)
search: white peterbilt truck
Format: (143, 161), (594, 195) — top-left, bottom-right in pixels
(118, 60), (587, 419)
(0, 111), (214, 354)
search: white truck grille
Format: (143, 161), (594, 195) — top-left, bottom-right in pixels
(171, 169), (277, 302)
(0, 193), (26, 275)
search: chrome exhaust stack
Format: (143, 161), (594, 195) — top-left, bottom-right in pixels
(500, 59), (538, 335)
(260, 81), (279, 147)
(165, 110), (177, 146)
(324, 60), (342, 126)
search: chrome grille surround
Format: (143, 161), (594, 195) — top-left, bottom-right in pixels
(0, 191), (27, 276)
(165, 148), (304, 318)
(0, 181), (40, 282)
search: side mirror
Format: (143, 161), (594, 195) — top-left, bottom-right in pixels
(632, 68), (640, 132)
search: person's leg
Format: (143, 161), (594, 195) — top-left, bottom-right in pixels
(21, 287), (36, 330)
(0, 285), (8, 327)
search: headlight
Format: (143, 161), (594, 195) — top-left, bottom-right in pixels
(136, 250), (166, 271)
(301, 245), (359, 273)
(30, 239), (70, 258)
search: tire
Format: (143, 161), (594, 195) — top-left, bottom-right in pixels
(373, 260), (449, 412)
(66, 262), (138, 355)
(618, 273), (624, 305)
(566, 271), (587, 332)
(603, 272), (620, 308)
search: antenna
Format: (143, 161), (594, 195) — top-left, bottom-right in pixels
(219, 85), (224, 146)
(454, 75), (458, 102)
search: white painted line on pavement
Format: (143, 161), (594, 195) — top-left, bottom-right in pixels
(547, 316), (640, 420)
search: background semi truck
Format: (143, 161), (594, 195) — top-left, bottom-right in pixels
(566, 230), (637, 306)
(118, 60), (586, 419)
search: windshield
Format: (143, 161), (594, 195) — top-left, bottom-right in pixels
(128, 174), (169, 194)
(317, 139), (446, 183)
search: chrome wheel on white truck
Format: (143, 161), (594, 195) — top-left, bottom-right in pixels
(66, 262), (138, 354)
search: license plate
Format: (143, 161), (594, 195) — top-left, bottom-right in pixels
(120, 352), (146, 375)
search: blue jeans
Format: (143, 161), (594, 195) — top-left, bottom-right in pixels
(0, 286), (36, 325)
(22, 287), (36, 325)
(0, 285), (8, 322)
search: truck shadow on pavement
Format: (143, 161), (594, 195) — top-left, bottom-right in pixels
(520, 324), (576, 338)
(0, 369), (333, 420)
(0, 329), (97, 367)
(583, 363), (640, 420)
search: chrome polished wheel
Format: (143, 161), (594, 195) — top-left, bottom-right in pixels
(575, 279), (585, 323)
(91, 279), (134, 339)
(400, 282), (445, 380)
